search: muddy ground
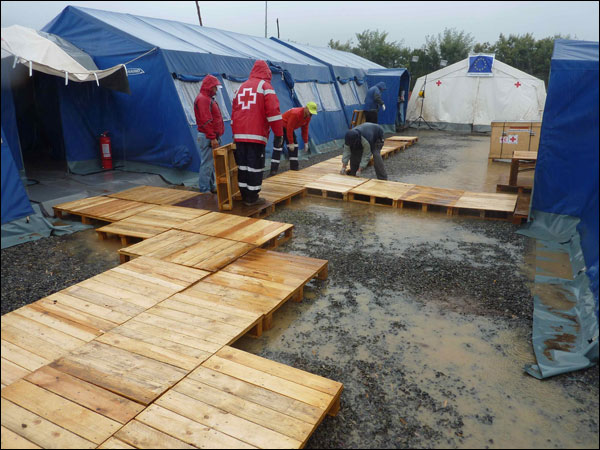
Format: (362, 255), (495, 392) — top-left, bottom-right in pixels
(1, 129), (598, 448)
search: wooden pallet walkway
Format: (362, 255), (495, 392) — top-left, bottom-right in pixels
(118, 229), (256, 270)
(174, 192), (276, 220)
(114, 346), (342, 449)
(96, 205), (211, 244)
(260, 180), (307, 206)
(380, 142), (408, 159)
(175, 211), (294, 249)
(107, 185), (201, 205)
(305, 174), (368, 200)
(53, 196), (155, 224)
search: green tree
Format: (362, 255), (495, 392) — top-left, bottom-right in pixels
(328, 39), (352, 52)
(353, 29), (406, 68)
(436, 28), (474, 64)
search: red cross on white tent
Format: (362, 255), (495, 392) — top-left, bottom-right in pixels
(436, 80), (442, 86)
(515, 81), (521, 88)
(238, 87), (257, 110)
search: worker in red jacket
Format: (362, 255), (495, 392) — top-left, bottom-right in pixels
(231, 60), (284, 206)
(194, 74), (225, 193)
(270, 101), (318, 175)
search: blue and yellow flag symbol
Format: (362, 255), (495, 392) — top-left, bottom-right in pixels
(467, 55), (494, 76)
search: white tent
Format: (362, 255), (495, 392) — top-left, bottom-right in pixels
(406, 56), (547, 132)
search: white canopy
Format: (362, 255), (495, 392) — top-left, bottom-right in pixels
(1, 24), (128, 91)
(406, 57), (546, 132)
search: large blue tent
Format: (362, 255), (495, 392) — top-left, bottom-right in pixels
(271, 39), (409, 131)
(37, 6), (349, 183)
(520, 39), (599, 378)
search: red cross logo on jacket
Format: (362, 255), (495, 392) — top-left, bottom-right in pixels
(238, 87), (257, 110)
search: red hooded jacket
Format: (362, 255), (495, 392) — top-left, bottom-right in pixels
(282, 107), (311, 143)
(231, 60), (283, 144)
(194, 74), (224, 139)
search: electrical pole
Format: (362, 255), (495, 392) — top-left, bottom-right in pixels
(277, 18), (280, 38)
(195, 1), (203, 26)
(265, 1), (267, 38)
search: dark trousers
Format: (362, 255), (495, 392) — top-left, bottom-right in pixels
(234, 141), (265, 202)
(364, 110), (378, 124)
(348, 140), (388, 180)
(271, 128), (299, 172)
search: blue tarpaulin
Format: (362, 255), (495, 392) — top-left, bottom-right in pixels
(1, 127), (33, 224)
(524, 39), (599, 378)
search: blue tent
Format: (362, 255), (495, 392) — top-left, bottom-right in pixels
(271, 39), (409, 131)
(520, 39), (598, 378)
(365, 68), (411, 129)
(39, 6), (349, 183)
(1, 127), (34, 224)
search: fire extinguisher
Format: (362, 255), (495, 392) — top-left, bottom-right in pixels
(100, 131), (113, 170)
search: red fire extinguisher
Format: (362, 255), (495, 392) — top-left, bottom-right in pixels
(100, 131), (113, 170)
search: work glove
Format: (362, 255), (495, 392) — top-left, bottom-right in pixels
(382, 104), (386, 111)
(273, 136), (284, 148)
(340, 164), (347, 175)
(305, 143), (310, 153)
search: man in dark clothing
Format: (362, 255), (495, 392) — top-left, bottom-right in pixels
(364, 82), (386, 124)
(341, 122), (388, 180)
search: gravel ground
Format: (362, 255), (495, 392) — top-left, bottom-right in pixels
(1, 130), (598, 448)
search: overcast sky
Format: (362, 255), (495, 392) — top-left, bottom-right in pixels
(2, 1), (599, 49)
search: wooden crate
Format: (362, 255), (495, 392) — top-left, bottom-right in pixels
(350, 110), (366, 128)
(118, 346), (343, 449)
(213, 143), (240, 211)
(489, 121), (542, 159)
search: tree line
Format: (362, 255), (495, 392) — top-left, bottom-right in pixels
(329, 29), (571, 90)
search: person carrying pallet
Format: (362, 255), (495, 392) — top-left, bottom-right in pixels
(231, 60), (284, 206)
(340, 122), (388, 180)
(270, 102), (318, 175)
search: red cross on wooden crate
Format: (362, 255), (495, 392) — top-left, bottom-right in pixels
(515, 81), (521, 88)
(436, 80), (442, 86)
(510, 136), (517, 142)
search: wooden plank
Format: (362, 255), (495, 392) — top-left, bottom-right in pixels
(1, 398), (96, 449)
(218, 346), (342, 397)
(0, 322), (69, 362)
(33, 297), (119, 334)
(77, 277), (161, 309)
(59, 286), (145, 320)
(14, 305), (101, 342)
(24, 366), (144, 424)
(1, 380), (121, 444)
(122, 256), (211, 286)
(108, 186), (201, 205)
(204, 271), (297, 300)
(189, 366), (323, 424)
(173, 376), (314, 442)
(136, 404), (256, 449)
(156, 389), (302, 448)
(1, 425), (41, 449)
(203, 355), (333, 410)
(401, 185), (464, 207)
(50, 341), (187, 405)
(162, 296), (260, 329)
(1, 340), (49, 372)
(349, 179), (415, 201)
(114, 420), (195, 449)
(454, 191), (518, 212)
(118, 318), (222, 355)
(97, 437), (137, 449)
(1, 358), (30, 387)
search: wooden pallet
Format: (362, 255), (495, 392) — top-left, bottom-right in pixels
(385, 135), (419, 146)
(260, 180), (307, 206)
(451, 191), (518, 220)
(174, 192), (276, 220)
(118, 229), (256, 270)
(350, 110), (366, 128)
(349, 180), (416, 207)
(267, 170), (324, 188)
(399, 185), (465, 212)
(512, 192), (531, 224)
(305, 174), (368, 201)
(107, 185), (201, 205)
(213, 143), (240, 211)
(115, 346), (342, 449)
(96, 205), (211, 245)
(379, 142), (407, 160)
(175, 212), (294, 249)
(53, 196), (155, 224)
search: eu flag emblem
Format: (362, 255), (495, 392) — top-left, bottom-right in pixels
(467, 55), (494, 76)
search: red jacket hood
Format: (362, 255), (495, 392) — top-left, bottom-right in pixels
(249, 60), (272, 82)
(200, 74), (221, 96)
